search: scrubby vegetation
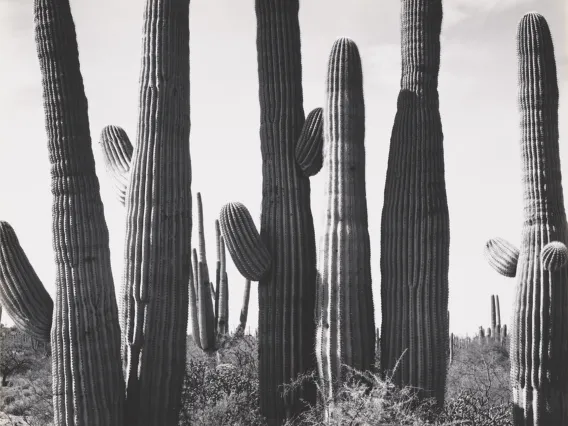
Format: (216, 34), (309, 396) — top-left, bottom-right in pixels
(1, 327), (513, 425)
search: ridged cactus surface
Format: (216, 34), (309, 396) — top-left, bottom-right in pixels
(380, 0), (449, 404)
(0, 222), (53, 342)
(512, 13), (568, 425)
(120, 0), (191, 423)
(315, 37), (375, 401)
(100, 125), (133, 205)
(255, 0), (318, 421)
(34, 0), (125, 423)
(219, 202), (270, 281)
(295, 107), (324, 177)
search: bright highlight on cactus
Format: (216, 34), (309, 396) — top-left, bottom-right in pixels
(484, 237), (520, 278)
(219, 202), (271, 281)
(0, 222), (53, 342)
(541, 241), (568, 271)
(100, 125), (133, 205)
(296, 107), (324, 177)
(315, 37), (375, 402)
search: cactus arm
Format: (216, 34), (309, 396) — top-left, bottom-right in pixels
(315, 37), (375, 401)
(484, 237), (520, 278)
(99, 125), (133, 205)
(121, 0), (191, 423)
(219, 202), (271, 281)
(295, 107), (324, 177)
(0, 222), (53, 342)
(34, 0), (126, 423)
(541, 241), (568, 271)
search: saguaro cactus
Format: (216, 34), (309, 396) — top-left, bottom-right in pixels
(254, 0), (320, 421)
(380, 0), (449, 404)
(484, 13), (568, 425)
(315, 37), (375, 401)
(34, 0), (126, 423)
(0, 0), (192, 425)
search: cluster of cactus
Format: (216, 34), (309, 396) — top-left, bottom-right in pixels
(484, 12), (568, 426)
(0, 0), (191, 425)
(188, 193), (251, 353)
(475, 295), (508, 346)
(1, 0), (565, 425)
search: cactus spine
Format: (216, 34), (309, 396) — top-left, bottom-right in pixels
(315, 37), (375, 401)
(255, 0), (319, 421)
(380, 0), (449, 404)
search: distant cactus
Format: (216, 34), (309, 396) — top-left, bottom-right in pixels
(190, 195), (251, 352)
(315, 37), (375, 402)
(100, 125), (133, 205)
(380, 0), (449, 404)
(484, 12), (568, 425)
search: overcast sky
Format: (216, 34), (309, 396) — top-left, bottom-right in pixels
(0, 0), (566, 337)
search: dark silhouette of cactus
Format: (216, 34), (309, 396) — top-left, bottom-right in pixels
(0, 0), (192, 424)
(484, 12), (568, 425)
(100, 125), (133, 205)
(380, 0), (449, 404)
(0, 222), (53, 342)
(315, 37), (375, 402)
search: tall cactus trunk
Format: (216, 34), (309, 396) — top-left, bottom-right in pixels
(255, 0), (318, 422)
(121, 0), (191, 424)
(380, 0), (449, 405)
(315, 37), (375, 402)
(34, 0), (125, 424)
(511, 13), (568, 425)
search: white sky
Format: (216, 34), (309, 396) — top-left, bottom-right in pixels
(0, 0), (566, 338)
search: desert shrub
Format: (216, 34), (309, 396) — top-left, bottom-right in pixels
(178, 333), (265, 426)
